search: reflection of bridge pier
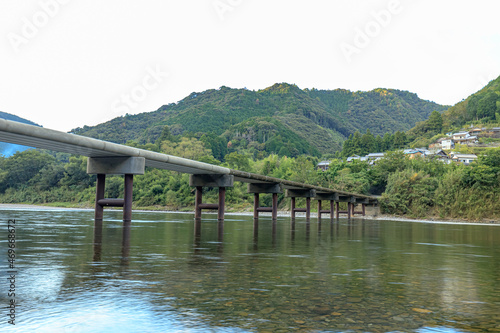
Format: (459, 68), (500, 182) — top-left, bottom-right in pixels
(193, 219), (224, 257)
(92, 218), (131, 266)
(93, 219), (103, 262)
(253, 218), (259, 250)
(121, 221), (131, 266)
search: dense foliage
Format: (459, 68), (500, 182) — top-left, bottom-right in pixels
(1, 143), (498, 221)
(340, 129), (409, 157)
(71, 83), (447, 156)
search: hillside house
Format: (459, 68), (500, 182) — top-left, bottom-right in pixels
(454, 135), (478, 145)
(469, 128), (483, 136)
(441, 139), (454, 149)
(451, 153), (478, 165)
(430, 150), (451, 163)
(452, 132), (469, 140)
(366, 152), (385, 162)
(317, 161), (330, 171)
(404, 149), (430, 159)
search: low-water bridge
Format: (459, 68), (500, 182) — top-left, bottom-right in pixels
(0, 118), (377, 222)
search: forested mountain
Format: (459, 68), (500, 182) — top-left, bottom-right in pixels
(72, 83), (447, 156)
(0, 111), (41, 157)
(443, 75), (500, 127)
(403, 74), (500, 146)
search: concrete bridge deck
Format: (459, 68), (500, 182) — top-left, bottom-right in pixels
(0, 118), (377, 221)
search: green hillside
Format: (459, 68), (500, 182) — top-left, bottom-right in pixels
(404, 75), (500, 147)
(444, 75), (500, 127)
(72, 83), (448, 156)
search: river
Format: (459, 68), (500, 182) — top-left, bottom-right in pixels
(0, 208), (499, 332)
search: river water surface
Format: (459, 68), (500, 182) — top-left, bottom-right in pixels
(1, 208), (499, 332)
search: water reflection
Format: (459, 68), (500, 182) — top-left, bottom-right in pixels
(121, 221), (131, 265)
(93, 219), (103, 262)
(252, 218), (258, 251)
(3, 209), (500, 333)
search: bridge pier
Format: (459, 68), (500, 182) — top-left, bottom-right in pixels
(248, 183), (281, 221)
(352, 198), (369, 217)
(87, 157), (145, 222)
(316, 192), (338, 221)
(336, 195), (356, 219)
(286, 189), (315, 221)
(189, 174), (234, 221)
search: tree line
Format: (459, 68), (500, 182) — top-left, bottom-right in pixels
(1, 134), (498, 221)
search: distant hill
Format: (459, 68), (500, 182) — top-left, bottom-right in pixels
(0, 111), (41, 157)
(406, 74), (500, 146)
(444, 74), (500, 127)
(72, 83), (448, 156)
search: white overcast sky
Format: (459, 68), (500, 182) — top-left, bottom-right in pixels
(1, 0), (499, 132)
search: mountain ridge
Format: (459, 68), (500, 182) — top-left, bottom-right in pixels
(71, 83), (448, 156)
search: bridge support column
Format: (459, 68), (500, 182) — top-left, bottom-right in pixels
(336, 195), (356, 219)
(95, 174), (106, 221)
(87, 157), (145, 222)
(123, 174), (134, 222)
(352, 198), (369, 217)
(286, 189), (316, 221)
(190, 174), (234, 221)
(247, 183), (281, 221)
(316, 192), (339, 222)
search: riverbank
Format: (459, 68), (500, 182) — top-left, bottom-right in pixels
(1, 203), (498, 225)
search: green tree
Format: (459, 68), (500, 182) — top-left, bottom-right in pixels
(380, 169), (438, 217)
(60, 156), (96, 189)
(393, 131), (407, 149)
(0, 150), (57, 193)
(161, 137), (213, 161)
(427, 111), (443, 133)
(224, 152), (252, 172)
(477, 92), (499, 120)
(360, 129), (375, 155)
